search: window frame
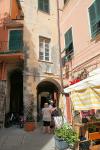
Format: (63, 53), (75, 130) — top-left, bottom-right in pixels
(88, 0), (100, 38)
(38, 0), (50, 14)
(39, 36), (51, 62)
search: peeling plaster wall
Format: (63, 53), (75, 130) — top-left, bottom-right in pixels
(23, 0), (61, 120)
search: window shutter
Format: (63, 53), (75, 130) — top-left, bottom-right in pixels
(68, 28), (73, 48)
(9, 31), (14, 50)
(89, 3), (97, 37)
(9, 30), (23, 51)
(44, 0), (49, 12)
(65, 31), (69, 48)
(65, 28), (72, 48)
(65, 28), (73, 53)
(38, 0), (43, 10)
(95, 0), (100, 22)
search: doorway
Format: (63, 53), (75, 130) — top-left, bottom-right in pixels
(37, 80), (61, 122)
(9, 69), (23, 126)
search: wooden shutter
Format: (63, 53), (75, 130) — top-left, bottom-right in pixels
(65, 28), (73, 53)
(89, 3), (97, 37)
(38, 0), (43, 10)
(9, 30), (23, 51)
(65, 31), (69, 48)
(68, 28), (73, 51)
(95, 0), (100, 22)
(44, 0), (49, 13)
(38, 0), (49, 13)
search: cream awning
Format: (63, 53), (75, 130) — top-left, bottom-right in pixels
(64, 69), (100, 110)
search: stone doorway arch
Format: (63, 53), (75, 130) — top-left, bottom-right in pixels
(37, 78), (61, 122)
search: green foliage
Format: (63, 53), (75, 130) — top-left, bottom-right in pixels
(26, 112), (34, 122)
(54, 123), (78, 146)
(88, 124), (97, 133)
(89, 114), (97, 121)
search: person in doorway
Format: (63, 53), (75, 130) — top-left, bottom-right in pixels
(42, 103), (51, 133)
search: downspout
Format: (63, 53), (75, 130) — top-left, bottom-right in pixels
(10, 0), (12, 17)
(57, 0), (64, 93)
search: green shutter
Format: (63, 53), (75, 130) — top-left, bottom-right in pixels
(68, 28), (72, 46)
(89, 3), (97, 37)
(65, 28), (73, 52)
(95, 0), (100, 22)
(38, 0), (43, 10)
(65, 31), (69, 48)
(38, 0), (49, 13)
(44, 0), (49, 12)
(9, 30), (23, 51)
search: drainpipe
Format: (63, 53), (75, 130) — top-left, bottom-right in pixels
(10, 0), (12, 17)
(57, 0), (64, 93)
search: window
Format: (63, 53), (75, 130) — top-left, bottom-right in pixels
(65, 28), (74, 55)
(38, 0), (49, 13)
(89, 0), (100, 37)
(9, 30), (23, 51)
(39, 37), (50, 61)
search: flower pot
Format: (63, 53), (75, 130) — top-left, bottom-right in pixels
(24, 122), (35, 131)
(54, 136), (69, 150)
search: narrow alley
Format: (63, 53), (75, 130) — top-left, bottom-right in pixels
(0, 127), (55, 150)
(0, 0), (100, 150)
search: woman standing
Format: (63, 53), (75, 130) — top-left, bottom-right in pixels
(42, 103), (51, 133)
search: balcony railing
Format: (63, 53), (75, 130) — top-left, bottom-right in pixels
(0, 40), (23, 52)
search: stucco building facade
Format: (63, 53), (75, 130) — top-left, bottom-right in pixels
(60, 0), (100, 122)
(23, 0), (61, 121)
(0, 0), (24, 127)
(0, 0), (61, 127)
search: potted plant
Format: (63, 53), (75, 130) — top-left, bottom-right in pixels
(88, 124), (97, 133)
(54, 123), (78, 150)
(24, 100), (36, 131)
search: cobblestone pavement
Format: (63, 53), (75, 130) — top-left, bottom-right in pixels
(0, 126), (55, 150)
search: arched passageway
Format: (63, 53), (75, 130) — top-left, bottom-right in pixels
(37, 80), (61, 121)
(7, 69), (23, 126)
(10, 69), (23, 114)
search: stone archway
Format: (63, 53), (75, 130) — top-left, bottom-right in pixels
(37, 79), (61, 122)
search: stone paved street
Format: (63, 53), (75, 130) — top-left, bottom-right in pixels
(0, 126), (55, 150)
